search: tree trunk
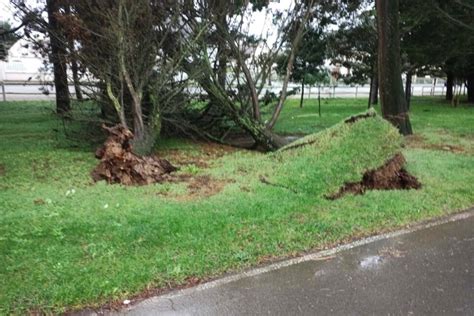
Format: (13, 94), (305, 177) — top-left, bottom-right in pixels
(121, 58), (145, 141)
(216, 10), (227, 90)
(376, 0), (412, 135)
(299, 78), (305, 108)
(467, 73), (474, 103)
(446, 71), (454, 101)
(370, 65), (379, 105)
(46, 0), (71, 115)
(266, 0), (315, 130)
(65, 5), (82, 101)
(217, 46), (227, 90)
(70, 55), (83, 101)
(219, 25), (261, 122)
(268, 66), (272, 86)
(105, 79), (127, 128)
(318, 86), (321, 117)
(123, 73), (145, 141)
(405, 69), (413, 110)
(368, 76), (373, 109)
(193, 64), (287, 151)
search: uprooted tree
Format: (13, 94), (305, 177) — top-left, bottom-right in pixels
(174, 0), (317, 150)
(12, 0), (366, 152)
(176, 0), (364, 150)
(92, 124), (177, 185)
(70, 0), (185, 151)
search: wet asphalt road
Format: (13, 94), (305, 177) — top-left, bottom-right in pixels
(110, 211), (474, 316)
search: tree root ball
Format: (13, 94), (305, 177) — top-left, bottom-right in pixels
(91, 124), (177, 185)
(327, 153), (421, 200)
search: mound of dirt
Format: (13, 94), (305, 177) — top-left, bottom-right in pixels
(91, 125), (177, 185)
(327, 153), (421, 200)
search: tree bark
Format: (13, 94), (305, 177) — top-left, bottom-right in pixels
(203, 78), (287, 150)
(368, 76), (373, 108)
(65, 5), (82, 101)
(216, 9), (227, 90)
(46, 0), (71, 115)
(70, 53), (83, 100)
(371, 73), (379, 105)
(369, 61), (379, 106)
(405, 69), (413, 110)
(122, 66), (145, 141)
(105, 79), (127, 128)
(299, 78), (305, 108)
(219, 25), (261, 121)
(186, 57), (287, 151)
(369, 65), (379, 107)
(467, 73), (474, 103)
(318, 86), (321, 117)
(446, 71), (454, 101)
(376, 0), (412, 135)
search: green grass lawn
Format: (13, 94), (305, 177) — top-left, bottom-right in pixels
(1, 98), (473, 314)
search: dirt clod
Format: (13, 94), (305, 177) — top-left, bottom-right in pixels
(91, 124), (177, 185)
(327, 153), (421, 200)
(0, 164), (5, 176)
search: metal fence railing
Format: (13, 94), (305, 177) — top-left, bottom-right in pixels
(0, 81), (466, 102)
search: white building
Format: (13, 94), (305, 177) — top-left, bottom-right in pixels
(0, 38), (49, 82)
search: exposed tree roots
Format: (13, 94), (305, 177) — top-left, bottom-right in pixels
(344, 111), (376, 124)
(91, 124), (177, 185)
(327, 153), (421, 200)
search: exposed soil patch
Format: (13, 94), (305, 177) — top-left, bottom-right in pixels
(186, 175), (230, 199)
(91, 125), (177, 185)
(0, 164), (5, 176)
(159, 174), (232, 201)
(327, 153), (421, 200)
(200, 142), (238, 157)
(344, 112), (376, 124)
(405, 135), (465, 153)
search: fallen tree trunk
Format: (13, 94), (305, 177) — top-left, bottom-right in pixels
(92, 124), (177, 185)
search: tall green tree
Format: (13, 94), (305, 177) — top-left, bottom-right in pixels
(400, 0), (474, 104)
(327, 8), (378, 107)
(276, 26), (327, 108)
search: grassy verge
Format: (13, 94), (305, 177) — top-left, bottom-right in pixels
(1, 98), (473, 313)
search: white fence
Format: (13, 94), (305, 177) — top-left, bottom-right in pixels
(0, 80), (465, 102)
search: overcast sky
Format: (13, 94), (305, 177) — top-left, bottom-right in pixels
(0, 0), (14, 22)
(0, 0), (294, 37)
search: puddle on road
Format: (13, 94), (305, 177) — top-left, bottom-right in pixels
(359, 255), (383, 269)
